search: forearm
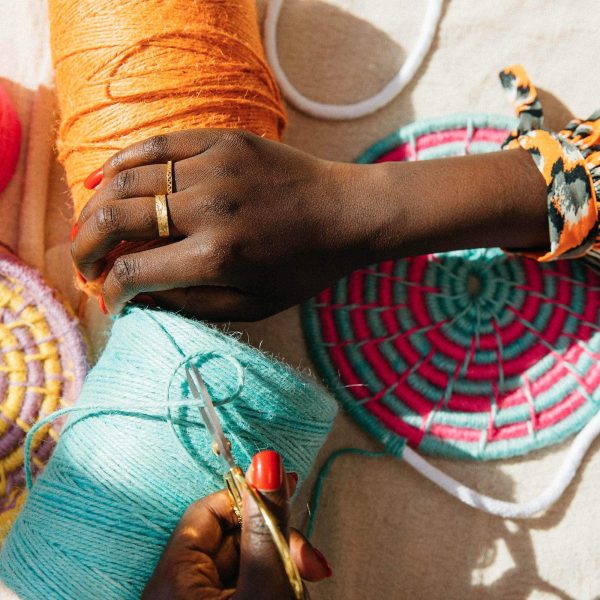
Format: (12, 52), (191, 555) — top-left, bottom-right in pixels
(337, 148), (549, 263)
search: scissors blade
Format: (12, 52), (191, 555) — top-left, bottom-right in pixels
(185, 364), (236, 469)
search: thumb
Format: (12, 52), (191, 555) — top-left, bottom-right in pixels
(234, 450), (299, 600)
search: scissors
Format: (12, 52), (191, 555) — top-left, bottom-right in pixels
(185, 363), (304, 600)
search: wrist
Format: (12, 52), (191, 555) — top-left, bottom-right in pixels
(346, 149), (549, 260)
(322, 160), (410, 266)
(314, 148), (548, 275)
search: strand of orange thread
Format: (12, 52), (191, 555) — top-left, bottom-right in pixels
(49, 0), (287, 297)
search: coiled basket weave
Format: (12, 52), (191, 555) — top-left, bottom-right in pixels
(0, 247), (87, 537)
(303, 114), (600, 461)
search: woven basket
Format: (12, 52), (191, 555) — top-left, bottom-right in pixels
(303, 114), (600, 461)
(0, 246), (87, 536)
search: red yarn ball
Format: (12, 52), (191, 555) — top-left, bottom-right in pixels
(0, 84), (21, 194)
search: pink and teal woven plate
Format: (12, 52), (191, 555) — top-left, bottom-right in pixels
(302, 114), (600, 461)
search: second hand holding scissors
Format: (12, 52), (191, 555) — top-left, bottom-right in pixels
(185, 364), (304, 600)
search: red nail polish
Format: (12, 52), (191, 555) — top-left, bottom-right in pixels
(133, 294), (156, 307)
(289, 472), (298, 485)
(76, 271), (87, 285)
(98, 294), (108, 315)
(70, 222), (79, 242)
(84, 167), (103, 190)
(248, 450), (282, 492)
(312, 548), (333, 578)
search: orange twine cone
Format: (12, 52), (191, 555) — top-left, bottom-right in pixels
(49, 0), (286, 294)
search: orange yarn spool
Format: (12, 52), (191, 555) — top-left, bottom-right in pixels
(49, 0), (286, 294)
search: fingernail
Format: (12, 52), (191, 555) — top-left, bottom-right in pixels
(84, 167), (103, 190)
(98, 293), (108, 315)
(289, 472), (298, 485)
(70, 222), (79, 242)
(248, 450), (282, 492)
(312, 548), (333, 578)
(76, 271), (87, 285)
(133, 294), (156, 307)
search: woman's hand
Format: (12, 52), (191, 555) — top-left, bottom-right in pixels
(142, 450), (332, 600)
(72, 129), (371, 320)
(72, 129), (549, 321)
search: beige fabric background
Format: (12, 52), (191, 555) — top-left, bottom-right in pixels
(0, 1), (599, 598)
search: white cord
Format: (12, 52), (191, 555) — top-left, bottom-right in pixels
(263, 0), (443, 120)
(402, 409), (600, 518)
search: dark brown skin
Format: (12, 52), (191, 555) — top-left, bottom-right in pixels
(143, 464), (329, 600)
(72, 129), (548, 320)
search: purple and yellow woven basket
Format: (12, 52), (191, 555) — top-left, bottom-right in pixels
(0, 247), (87, 536)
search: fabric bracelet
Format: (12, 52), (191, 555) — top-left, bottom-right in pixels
(499, 64), (599, 262)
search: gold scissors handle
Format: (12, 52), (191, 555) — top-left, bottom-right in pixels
(186, 364), (304, 600)
(230, 469), (304, 600)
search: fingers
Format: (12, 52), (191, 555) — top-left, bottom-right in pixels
(289, 529), (332, 583)
(141, 489), (239, 600)
(80, 165), (174, 225)
(100, 239), (230, 314)
(73, 192), (191, 281)
(80, 158), (207, 225)
(236, 450), (297, 600)
(144, 287), (270, 322)
(142, 455), (329, 600)
(192, 472), (298, 586)
(100, 129), (230, 181)
(73, 196), (168, 281)
(178, 489), (241, 547)
(85, 129), (258, 193)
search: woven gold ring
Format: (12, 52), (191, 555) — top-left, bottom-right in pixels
(166, 160), (174, 195)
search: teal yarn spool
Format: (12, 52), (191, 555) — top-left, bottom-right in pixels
(0, 307), (336, 600)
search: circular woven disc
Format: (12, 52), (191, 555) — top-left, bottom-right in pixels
(302, 114), (600, 460)
(0, 248), (87, 532)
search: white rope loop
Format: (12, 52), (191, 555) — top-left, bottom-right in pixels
(402, 410), (600, 518)
(264, 0), (443, 120)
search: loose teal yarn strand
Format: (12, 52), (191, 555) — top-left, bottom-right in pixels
(306, 448), (387, 539)
(0, 307), (337, 600)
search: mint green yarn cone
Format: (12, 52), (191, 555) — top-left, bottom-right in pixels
(0, 307), (336, 600)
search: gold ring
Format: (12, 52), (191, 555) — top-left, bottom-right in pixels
(155, 194), (170, 238)
(166, 160), (174, 195)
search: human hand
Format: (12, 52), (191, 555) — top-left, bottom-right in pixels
(142, 450), (332, 600)
(72, 129), (372, 320)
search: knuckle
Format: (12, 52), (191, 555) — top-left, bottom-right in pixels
(78, 205), (90, 223)
(206, 190), (241, 217)
(183, 239), (230, 282)
(235, 129), (256, 147)
(221, 129), (255, 151)
(107, 151), (126, 173)
(220, 130), (242, 146)
(112, 256), (139, 290)
(142, 134), (169, 162)
(114, 169), (138, 199)
(244, 512), (274, 542)
(93, 205), (122, 234)
(204, 240), (232, 271)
